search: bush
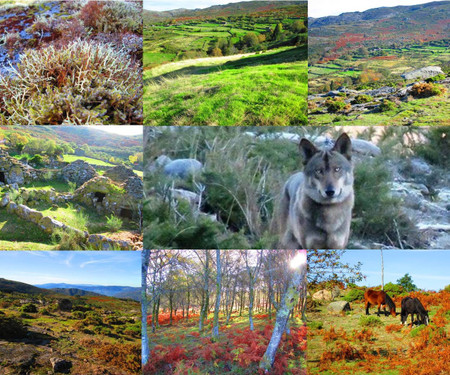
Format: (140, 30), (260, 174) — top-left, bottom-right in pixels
(414, 126), (450, 168)
(106, 215), (123, 232)
(343, 288), (365, 302)
(20, 303), (38, 313)
(29, 154), (44, 166)
(94, 342), (141, 372)
(325, 98), (346, 112)
(383, 282), (403, 296)
(379, 99), (397, 112)
(425, 74), (446, 83)
(410, 82), (446, 98)
(52, 229), (88, 250)
(308, 321), (324, 330)
(72, 311), (85, 320)
(0, 316), (27, 339)
(359, 316), (383, 327)
(0, 40), (143, 125)
(84, 311), (103, 326)
(352, 94), (373, 104)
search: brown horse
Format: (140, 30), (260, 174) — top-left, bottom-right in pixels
(364, 289), (396, 317)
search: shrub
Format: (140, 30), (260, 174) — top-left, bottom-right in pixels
(52, 229), (87, 250)
(359, 316), (383, 327)
(383, 282), (404, 297)
(309, 321), (324, 330)
(29, 154), (44, 166)
(410, 82), (446, 98)
(94, 342), (141, 372)
(0, 40), (143, 125)
(84, 311), (103, 326)
(106, 215), (122, 232)
(352, 94), (373, 104)
(414, 126), (450, 168)
(0, 316), (27, 339)
(40, 308), (51, 316)
(20, 303), (38, 313)
(425, 74), (446, 83)
(325, 98), (346, 112)
(379, 99), (397, 112)
(72, 311), (85, 320)
(343, 288), (365, 302)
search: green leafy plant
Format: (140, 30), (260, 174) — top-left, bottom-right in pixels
(106, 215), (123, 232)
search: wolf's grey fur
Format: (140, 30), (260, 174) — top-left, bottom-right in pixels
(280, 133), (354, 249)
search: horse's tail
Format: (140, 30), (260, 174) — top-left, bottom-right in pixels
(385, 293), (396, 315)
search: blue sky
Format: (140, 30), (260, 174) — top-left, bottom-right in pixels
(86, 126), (143, 136)
(309, 0), (446, 18)
(338, 250), (450, 291)
(0, 251), (141, 287)
(144, 0), (256, 11)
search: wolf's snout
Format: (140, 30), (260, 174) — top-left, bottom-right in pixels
(325, 189), (335, 197)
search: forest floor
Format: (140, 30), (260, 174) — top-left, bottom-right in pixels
(307, 290), (450, 375)
(145, 312), (307, 375)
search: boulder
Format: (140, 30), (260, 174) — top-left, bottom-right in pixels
(61, 160), (97, 186)
(164, 159), (203, 178)
(327, 301), (351, 313)
(170, 188), (201, 206)
(363, 86), (396, 97)
(50, 357), (72, 373)
(38, 216), (65, 234)
(312, 289), (332, 301)
(401, 66), (444, 80)
(351, 139), (381, 157)
(409, 158), (432, 176)
(124, 175), (144, 201)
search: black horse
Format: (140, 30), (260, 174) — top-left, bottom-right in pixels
(400, 297), (429, 326)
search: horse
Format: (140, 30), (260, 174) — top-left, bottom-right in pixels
(364, 289), (396, 317)
(401, 297), (429, 326)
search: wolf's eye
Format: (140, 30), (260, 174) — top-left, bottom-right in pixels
(315, 169), (323, 175)
(334, 167), (341, 172)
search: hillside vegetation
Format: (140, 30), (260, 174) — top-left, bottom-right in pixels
(144, 1), (307, 125)
(308, 1), (450, 125)
(0, 279), (141, 374)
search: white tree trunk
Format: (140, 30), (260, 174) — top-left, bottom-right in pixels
(141, 250), (150, 366)
(212, 250), (222, 339)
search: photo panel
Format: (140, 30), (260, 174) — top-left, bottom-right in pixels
(307, 249), (450, 374)
(0, 0), (143, 125)
(143, 126), (449, 250)
(143, 0), (308, 125)
(0, 125), (144, 250)
(0, 250), (142, 374)
(142, 249), (307, 374)
(308, 0), (449, 126)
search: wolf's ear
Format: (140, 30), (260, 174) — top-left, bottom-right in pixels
(299, 138), (318, 164)
(332, 133), (352, 160)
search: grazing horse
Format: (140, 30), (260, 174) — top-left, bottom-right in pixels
(401, 297), (429, 326)
(364, 289), (396, 317)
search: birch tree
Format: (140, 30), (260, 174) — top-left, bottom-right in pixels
(259, 251), (307, 372)
(141, 250), (150, 367)
(212, 249), (221, 340)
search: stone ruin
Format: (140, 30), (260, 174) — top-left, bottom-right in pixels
(73, 166), (143, 221)
(0, 148), (39, 186)
(61, 159), (97, 186)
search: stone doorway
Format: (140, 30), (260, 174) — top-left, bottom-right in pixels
(94, 192), (106, 203)
(0, 171), (6, 184)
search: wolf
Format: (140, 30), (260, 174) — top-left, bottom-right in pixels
(279, 133), (354, 249)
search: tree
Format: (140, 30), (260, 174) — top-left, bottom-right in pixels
(259, 251), (307, 371)
(199, 250), (210, 332)
(212, 250), (221, 340)
(292, 19), (306, 33)
(241, 250), (263, 331)
(272, 23), (283, 40)
(397, 273), (417, 292)
(141, 250), (150, 366)
(243, 32), (259, 48)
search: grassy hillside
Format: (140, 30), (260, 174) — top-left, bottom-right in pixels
(0, 281), (141, 374)
(144, 0), (307, 125)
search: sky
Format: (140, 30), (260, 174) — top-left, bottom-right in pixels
(0, 251), (141, 287)
(336, 250), (450, 291)
(144, 0), (257, 11)
(87, 126), (143, 137)
(309, 0), (446, 18)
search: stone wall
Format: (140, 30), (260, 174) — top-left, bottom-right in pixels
(0, 149), (40, 186)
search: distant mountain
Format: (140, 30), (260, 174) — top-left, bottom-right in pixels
(35, 283), (141, 301)
(49, 288), (103, 297)
(0, 278), (51, 295)
(309, 1), (450, 60)
(145, 1), (307, 22)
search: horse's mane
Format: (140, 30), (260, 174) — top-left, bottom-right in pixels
(413, 298), (427, 314)
(385, 292), (396, 312)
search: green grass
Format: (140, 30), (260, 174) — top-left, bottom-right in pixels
(145, 46), (308, 126)
(62, 155), (115, 167)
(0, 207), (54, 249)
(24, 180), (72, 192)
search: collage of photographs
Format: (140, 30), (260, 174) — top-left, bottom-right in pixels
(0, 0), (448, 374)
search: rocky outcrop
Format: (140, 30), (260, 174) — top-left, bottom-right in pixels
(401, 66), (444, 80)
(327, 301), (351, 313)
(50, 357), (72, 374)
(61, 160), (97, 187)
(312, 290), (332, 301)
(164, 159), (203, 178)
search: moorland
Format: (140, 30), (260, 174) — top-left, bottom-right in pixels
(144, 1), (308, 125)
(308, 282), (450, 374)
(0, 126), (143, 250)
(0, 277), (141, 374)
(0, 0), (143, 125)
(308, 1), (450, 125)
